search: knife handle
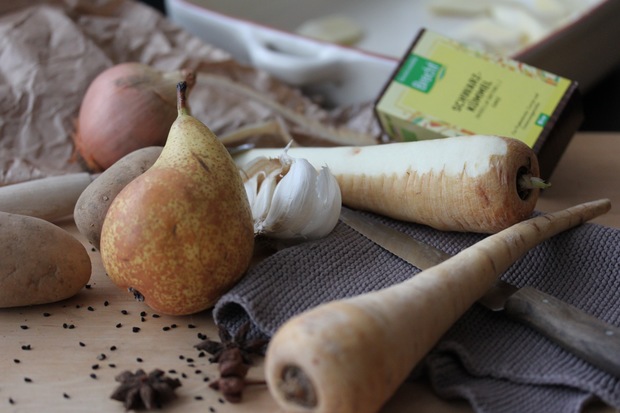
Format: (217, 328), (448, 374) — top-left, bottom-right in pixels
(505, 286), (620, 378)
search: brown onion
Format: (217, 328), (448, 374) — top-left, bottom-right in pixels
(73, 62), (195, 172)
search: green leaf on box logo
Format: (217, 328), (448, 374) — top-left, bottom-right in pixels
(395, 54), (444, 93)
(536, 113), (550, 127)
(400, 128), (418, 141)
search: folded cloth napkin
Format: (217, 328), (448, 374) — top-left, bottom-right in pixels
(213, 211), (620, 413)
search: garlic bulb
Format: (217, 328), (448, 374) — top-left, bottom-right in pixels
(240, 147), (342, 240)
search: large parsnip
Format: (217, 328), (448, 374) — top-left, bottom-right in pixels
(235, 135), (541, 234)
(264, 199), (611, 413)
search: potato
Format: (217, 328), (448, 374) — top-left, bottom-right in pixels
(74, 146), (162, 250)
(0, 212), (92, 308)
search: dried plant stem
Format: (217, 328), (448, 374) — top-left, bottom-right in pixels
(196, 74), (377, 146)
(219, 119), (295, 147)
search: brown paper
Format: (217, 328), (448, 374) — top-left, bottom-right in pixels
(0, 0), (379, 186)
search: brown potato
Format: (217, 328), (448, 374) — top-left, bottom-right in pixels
(73, 146), (162, 250)
(0, 212), (92, 308)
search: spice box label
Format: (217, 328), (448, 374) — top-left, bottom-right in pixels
(374, 29), (582, 179)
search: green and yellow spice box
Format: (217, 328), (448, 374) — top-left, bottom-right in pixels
(374, 29), (583, 180)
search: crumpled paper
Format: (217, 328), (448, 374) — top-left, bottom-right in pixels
(0, 0), (226, 184)
(0, 0), (379, 186)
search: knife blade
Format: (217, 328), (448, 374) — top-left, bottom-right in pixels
(339, 206), (620, 378)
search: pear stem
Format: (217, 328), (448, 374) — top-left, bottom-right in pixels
(177, 81), (189, 116)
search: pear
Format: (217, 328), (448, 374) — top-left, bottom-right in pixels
(100, 81), (255, 316)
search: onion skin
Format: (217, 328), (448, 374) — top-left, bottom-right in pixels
(73, 63), (195, 172)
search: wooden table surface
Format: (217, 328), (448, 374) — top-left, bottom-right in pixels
(1, 132), (618, 413)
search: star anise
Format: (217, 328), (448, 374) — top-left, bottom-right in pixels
(110, 369), (181, 410)
(195, 321), (268, 402)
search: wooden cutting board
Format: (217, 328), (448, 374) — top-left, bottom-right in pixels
(1, 219), (472, 412)
(0, 220), (279, 412)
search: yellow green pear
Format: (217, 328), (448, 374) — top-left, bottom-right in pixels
(100, 81), (255, 315)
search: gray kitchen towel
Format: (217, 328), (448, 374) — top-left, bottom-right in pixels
(213, 211), (620, 413)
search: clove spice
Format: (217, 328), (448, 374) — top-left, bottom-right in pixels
(195, 322), (268, 403)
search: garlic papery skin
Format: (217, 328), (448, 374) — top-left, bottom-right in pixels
(240, 150), (342, 240)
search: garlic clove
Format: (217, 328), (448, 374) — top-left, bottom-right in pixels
(260, 157), (319, 236)
(298, 167), (342, 239)
(244, 172), (259, 209)
(253, 169), (279, 231)
(241, 149), (342, 240)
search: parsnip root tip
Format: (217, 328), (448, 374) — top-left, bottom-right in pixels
(276, 365), (318, 409)
(575, 198), (611, 222)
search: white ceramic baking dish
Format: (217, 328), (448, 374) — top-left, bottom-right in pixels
(165, 0), (620, 106)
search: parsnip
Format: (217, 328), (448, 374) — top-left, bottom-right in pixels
(0, 173), (97, 222)
(265, 198), (611, 413)
(235, 135), (541, 233)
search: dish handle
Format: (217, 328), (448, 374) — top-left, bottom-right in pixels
(241, 27), (343, 85)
